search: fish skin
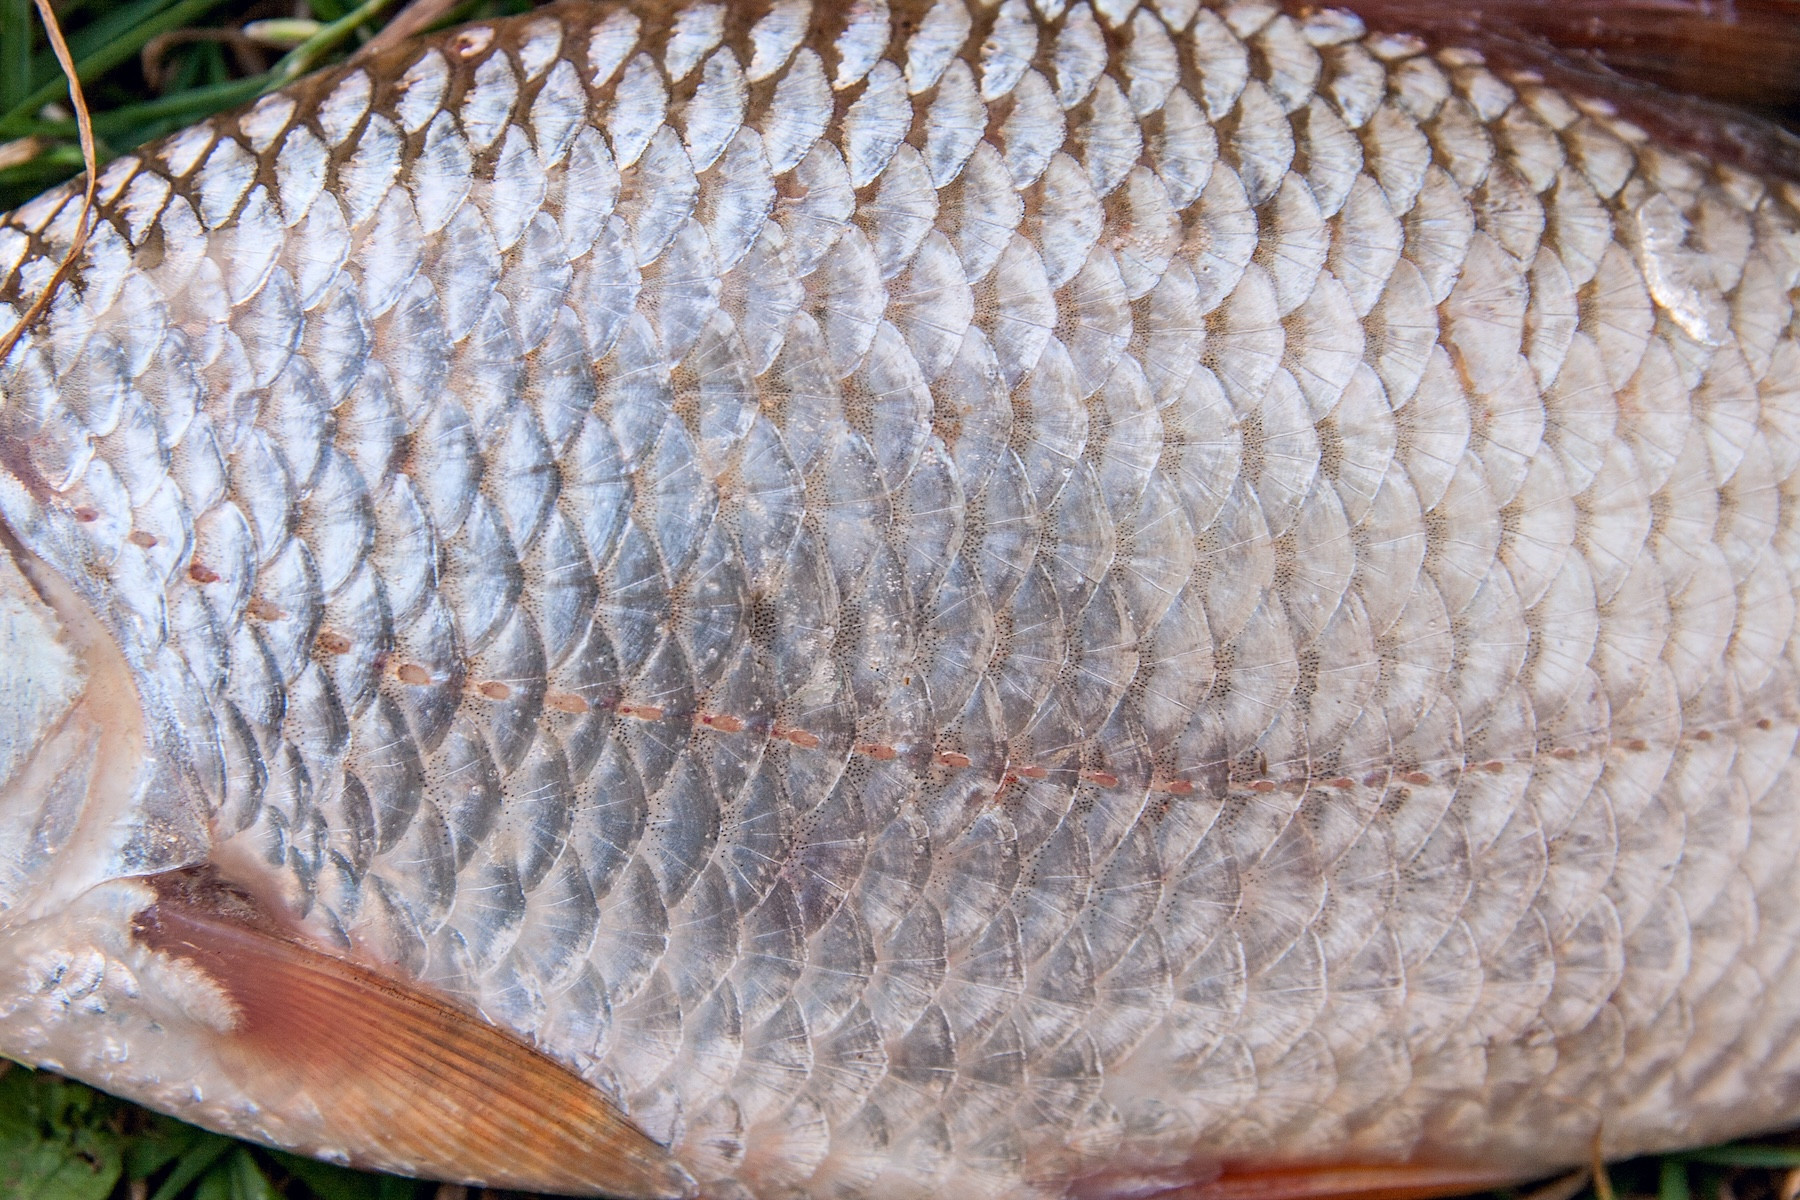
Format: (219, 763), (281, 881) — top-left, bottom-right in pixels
(1, 0), (1800, 1195)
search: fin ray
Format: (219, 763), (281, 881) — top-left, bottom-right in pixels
(136, 879), (693, 1199)
(1348, 0), (1800, 109)
(1159, 1163), (1537, 1200)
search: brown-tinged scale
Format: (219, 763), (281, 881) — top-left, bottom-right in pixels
(1, 1), (1800, 1197)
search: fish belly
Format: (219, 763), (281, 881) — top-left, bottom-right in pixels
(2, 0), (1800, 1195)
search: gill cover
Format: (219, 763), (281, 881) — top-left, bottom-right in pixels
(0, 527), (690, 1196)
(0, 533), (139, 916)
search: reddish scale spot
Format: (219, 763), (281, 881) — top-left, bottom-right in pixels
(545, 692), (590, 715)
(1551, 747), (1580, 760)
(1695, 730), (1715, 742)
(776, 727), (820, 749)
(1248, 780), (1278, 793)
(856, 743), (898, 761)
(936, 751), (972, 768)
(1156, 780), (1194, 796)
(1017, 764), (1047, 780)
(451, 28), (491, 55)
(188, 563), (221, 584)
(246, 597), (285, 621)
(701, 713), (745, 733)
(1081, 769), (1119, 787)
(316, 631), (352, 655)
(71, 506), (99, 523)
(1625, 738), (1650, 752)
(477, 681), (512, 701)
(1363, 772), (1387, 787)
(1401, 771), (1433, 786)
(1757, 718), (1775, 731)
(1329, 777), (1356, 789)
(127, 530), (159, 549)
(396, 663), (432, 686)
(619, 703), (664, 721)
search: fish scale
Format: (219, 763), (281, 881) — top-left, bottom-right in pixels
(0, 0), (1799, 1196)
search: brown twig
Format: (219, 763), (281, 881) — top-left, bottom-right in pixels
(1592, 1126), (1618, 1200)
(1521, 1170), (1593, 1200)
(357, 0), (461, 57)
(0, 136), (43, 171)
(142, 28), (271, 91)
(0, 0), (100, 370)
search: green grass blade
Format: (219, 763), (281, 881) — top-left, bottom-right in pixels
(225, 1147), (282, 1200)
(193, 1157), (236, 1200)
(1678, 1146), (1800, 1169)
(54, 0), (182, 80)
(8, 72), (269, 138)
(0, 159), (73, 210)
(268, 1150), (397, 1200)
(147, 1130), (235, 1200)
(124, 1119), (208, 1183)
(263, 0), (397, 86)
(0, 0), (237, 136)
(1660, 1159), (1691, 1200)
(375, 1174), (422, 1200)
(0, 0), (31, 111)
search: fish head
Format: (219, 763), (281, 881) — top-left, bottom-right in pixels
(0, 532), (691, 1196)
(0, 532), (240, 1144)
(0, 533), (150, 917)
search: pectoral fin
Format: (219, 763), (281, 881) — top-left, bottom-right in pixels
(135, 878), (693, 1199)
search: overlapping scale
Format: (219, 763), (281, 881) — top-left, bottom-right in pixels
(6, 1), (1800, 1194)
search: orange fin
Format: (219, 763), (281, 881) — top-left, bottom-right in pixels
(135, 875), (693, 1199)
(1347, 0), (1800, 110)
(1343, 0), (1800, 178)
(1097, 1162), (1538, 1200)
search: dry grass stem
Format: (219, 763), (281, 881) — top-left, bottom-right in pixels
(0, 0), (99, 369)
(142, 28), (269, 90)
(1594, 1127), (1620, 1200)
(358, 0), (462, 56)
(0, 137), (44, 171)
(1522, 1169), (1595, 1200)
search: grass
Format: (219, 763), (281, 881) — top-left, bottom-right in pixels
(7, 1063), (1800, 1200)
(0, 1063), (442, 1200)
(0, 0), (538, 211)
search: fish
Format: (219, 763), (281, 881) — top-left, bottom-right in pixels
(0, 0), (1798, 1196)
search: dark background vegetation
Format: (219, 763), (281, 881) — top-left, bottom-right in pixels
(7, 1059), (1800, 1200)
(0, 0), (532, 209)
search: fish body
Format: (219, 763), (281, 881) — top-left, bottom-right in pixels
(1, 2), (1799, 1196)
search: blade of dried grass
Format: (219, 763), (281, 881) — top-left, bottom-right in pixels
(0, 0), (98, 368)
(357, 0), (461, 56)
(1521, 1170), (1593, 1200)
(0, 0), (235, 137)
(1594, 1129), (1620, 1200)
